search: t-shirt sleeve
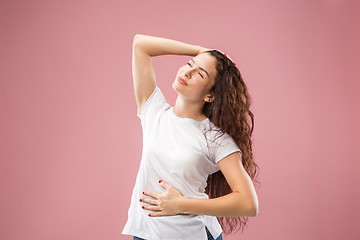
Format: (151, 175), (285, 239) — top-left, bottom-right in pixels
(211, 132), (242, 164)
(136, 85), (170, 124)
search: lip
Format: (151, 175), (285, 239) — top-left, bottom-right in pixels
(177, 77), (188, 85)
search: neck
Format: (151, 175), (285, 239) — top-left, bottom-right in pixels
(173, 97), (207, 121)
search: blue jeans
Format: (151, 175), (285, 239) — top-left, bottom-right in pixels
(133, 226), (223, 240)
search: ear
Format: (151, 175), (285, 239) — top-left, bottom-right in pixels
(204, 95), (215, 103)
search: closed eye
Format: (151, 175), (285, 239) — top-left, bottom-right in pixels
(187, 62), (204, 78)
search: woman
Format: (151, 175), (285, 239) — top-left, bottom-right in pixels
(122, 34), (259, 240)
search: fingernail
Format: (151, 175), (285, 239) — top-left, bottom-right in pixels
(142, 192), (145, 194)
(234, 63), (236, 66)
(142, 206), (145, 209)
(159, 180), (162, 183)
(148, 214), (151, 217)
(139, 198), (142, 202)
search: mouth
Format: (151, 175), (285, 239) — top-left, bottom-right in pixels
(177, 77), (188, 85)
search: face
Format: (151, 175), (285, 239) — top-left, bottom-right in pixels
(172, 53), (217, 103)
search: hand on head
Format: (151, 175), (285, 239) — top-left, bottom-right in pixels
(198, 46), (236, 65)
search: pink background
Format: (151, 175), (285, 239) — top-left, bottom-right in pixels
(1, 0), (359, 239)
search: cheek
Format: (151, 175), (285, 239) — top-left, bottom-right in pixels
(193, 79), (208, 93)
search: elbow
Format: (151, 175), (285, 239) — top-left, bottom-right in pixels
(133, 34), (144, 47)
(235, 204), (258, 217)
(239, 195), (259, 217)
(249, 198), (259, 217)
(249, 203), (259, 217)
(133, 34), (141, 42)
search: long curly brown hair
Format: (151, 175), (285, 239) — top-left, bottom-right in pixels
(201, 50), (260, 235)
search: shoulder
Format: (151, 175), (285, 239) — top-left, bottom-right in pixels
(203, 122), (228, 145)
(137, 85), (170, 121)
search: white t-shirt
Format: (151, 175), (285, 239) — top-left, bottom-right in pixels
(122, 85), (242, 240)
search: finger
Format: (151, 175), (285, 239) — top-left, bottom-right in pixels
(223, 54), (236, 65)
(216, 49), (224, 55)
(148, 211), (168, 217)
(142, 204), (161, 211)
(141, 197), (158, 205)
(217, 50), (234, 62)
(142, 190), (161, 199)
(158, 180), (172, 190)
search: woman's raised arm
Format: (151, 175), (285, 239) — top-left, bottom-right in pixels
(132, 34), (205, 114)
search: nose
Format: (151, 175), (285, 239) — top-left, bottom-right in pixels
(184, 67), (195, 79)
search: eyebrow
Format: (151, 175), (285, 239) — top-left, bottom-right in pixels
(190, 58), (209, 78)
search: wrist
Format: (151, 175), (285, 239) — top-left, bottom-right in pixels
(196, 45), (203, 55)
(197, 46), (213, 55)
(177, 196), (190, 214)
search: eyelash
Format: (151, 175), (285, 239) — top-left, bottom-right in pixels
(187, 63), (204, 78)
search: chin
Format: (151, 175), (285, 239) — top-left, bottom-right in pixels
(172, 81), (180, 93)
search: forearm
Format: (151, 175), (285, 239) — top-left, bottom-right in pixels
(178, 192), (258, 217)
(133, 34), (201, 57)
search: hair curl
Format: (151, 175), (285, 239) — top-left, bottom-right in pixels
(201, 50), (260, 235)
